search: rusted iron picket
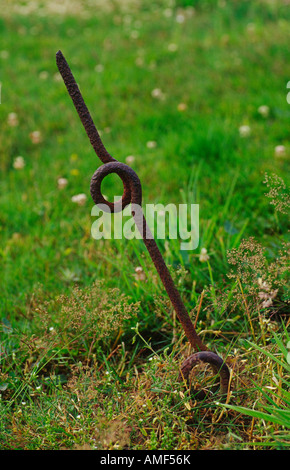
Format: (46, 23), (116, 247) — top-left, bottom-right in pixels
(56, 50), (230, 398)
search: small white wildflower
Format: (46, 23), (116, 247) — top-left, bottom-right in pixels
(71, 193), (87, 206)
(49, 326), (54, 331)
(134, 266), (146, 281)
(168, 43), (178, 52)
(257, 277), (270, 291)
(146, 140), (157, 149)
(76, 415), (81, 419)
(39, 71), (49, 80)
(199, 247), (209, 262)
(274, 145), (286, 158)
(57, 177), (68, 189)
(151, 88), (165, 100)
(125, 155), (135, 164)
(29, 130), (42, 144)
(13, 156), (25, 170)
(53, 72), (62, 82)
(257, 105), (269, 118)
(176, 14), (185, 23)
(239, 125), (251, 137)
(95, 64), (104, 73)
(7, 112), (19, 127)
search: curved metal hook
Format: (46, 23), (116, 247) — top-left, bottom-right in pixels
(56, 50), (230, 399)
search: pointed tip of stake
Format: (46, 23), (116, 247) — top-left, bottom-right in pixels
(56, 50), (64, 67)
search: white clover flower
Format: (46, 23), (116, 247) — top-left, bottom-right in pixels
(199, 247), (209, 262)
(53, 72), (62, 82)
(95, 64), (104, 73)
(29, 130), (42, 144)
(168, 43), (178, 52)
(7, 112), (19, 127)
(146, 140), (157, 149)
(134, 266), (146, 281)
(57, 177), (68, 189)
(125, 155), (135, 164)
(274, 145), (286, 157)
(71, 193), (87, 206)
(257, 105), (269, 118)
(239, 125), (251, 137)
(39, 71), (49, 80)
(13, 156), (25, 170)
(176, 13), (185, 23)
(151, 88), (165, 100)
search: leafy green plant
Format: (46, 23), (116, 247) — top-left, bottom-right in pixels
(217, 327), (290, 448)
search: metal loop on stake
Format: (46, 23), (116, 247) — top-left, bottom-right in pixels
(56, 50), (230, 399)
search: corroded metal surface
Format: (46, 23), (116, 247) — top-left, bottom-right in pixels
(56, 50), (230, 399)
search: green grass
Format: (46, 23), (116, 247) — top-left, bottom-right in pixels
(0, 0), (289, 450)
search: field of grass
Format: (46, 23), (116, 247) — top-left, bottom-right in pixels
(0, 0), (289, 451)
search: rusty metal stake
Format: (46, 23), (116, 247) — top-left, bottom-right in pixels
(56, 50), (230, 399)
